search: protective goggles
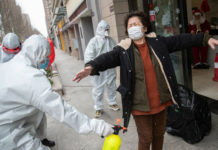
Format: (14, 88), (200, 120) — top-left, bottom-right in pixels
(3, 46), (21, 54)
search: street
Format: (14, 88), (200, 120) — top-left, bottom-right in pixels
(48, 49), (218, 150)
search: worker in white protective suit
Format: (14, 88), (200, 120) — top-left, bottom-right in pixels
(84, 20), (120, 118)
(0, 32), (21, 63)
(0, 33), (55, 147)
(0, 35), (113, 150)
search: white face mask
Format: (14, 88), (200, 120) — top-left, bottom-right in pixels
(104, 30), (109, 37)
(2, 53), (15, 62)
(128, 26), (144, 40)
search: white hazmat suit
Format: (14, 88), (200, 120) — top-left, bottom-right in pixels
(0, 33), (47, 142)
(0, 33), (20, 63)
(0, 35), (113, 150)
(84, 20), (117, 111)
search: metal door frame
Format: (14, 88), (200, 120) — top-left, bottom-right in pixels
(177, 0), (193, 89)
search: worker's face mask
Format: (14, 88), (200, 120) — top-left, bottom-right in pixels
(39, 57), (50, 69)
(104, 29), (109, 37)
(7, 53), (15, 60)
(128, 26), (144, 40)
(2, 53), (15, 62)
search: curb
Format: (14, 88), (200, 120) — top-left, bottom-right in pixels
(51, 63), (64, 96)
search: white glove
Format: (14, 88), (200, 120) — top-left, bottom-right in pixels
(90, 119), (114, 137)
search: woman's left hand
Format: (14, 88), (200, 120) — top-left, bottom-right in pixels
(208, 38), (218, 50)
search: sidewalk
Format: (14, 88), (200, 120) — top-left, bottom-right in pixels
(48, 49), (218, 150)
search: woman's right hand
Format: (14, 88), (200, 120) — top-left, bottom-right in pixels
(208, 38), (218, 50)
(73, 66), (92, 82)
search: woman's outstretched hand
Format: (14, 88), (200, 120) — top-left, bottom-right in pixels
(73, 66), (92, 82)
(208, 38), (218, 50)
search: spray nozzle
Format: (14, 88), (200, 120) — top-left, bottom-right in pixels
(101, 119), (127, 138)
(112, 118), (127, 135)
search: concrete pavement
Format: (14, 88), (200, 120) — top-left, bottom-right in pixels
(48, 49), (218, 150)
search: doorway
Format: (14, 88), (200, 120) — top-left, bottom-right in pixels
(190, 0), (218, 100)
(74, 24), (84, 60)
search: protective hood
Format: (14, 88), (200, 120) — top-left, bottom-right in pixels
(2, 33), (20, 49)
(96, 20), (110, 37)
(0, 33), (20, 63)
(16, 34), (51, 68)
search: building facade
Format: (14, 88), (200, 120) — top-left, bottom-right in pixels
(0, 14), (5, 40)
(43, 0), (218, 88)
(43, 0), (77, 58)
(64, 0), (101, 60)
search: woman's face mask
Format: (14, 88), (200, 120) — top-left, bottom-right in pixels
(39, 57), (50, 69)
(128, 26), (144, 40)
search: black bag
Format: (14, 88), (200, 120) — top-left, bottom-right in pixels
(166, 84), (212, 144)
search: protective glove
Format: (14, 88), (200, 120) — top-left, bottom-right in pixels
(90, 119), (114, 137)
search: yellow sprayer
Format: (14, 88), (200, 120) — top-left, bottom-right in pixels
(102, 119), (127, 150)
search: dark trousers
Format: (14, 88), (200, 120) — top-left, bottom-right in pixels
(133, 110), (166, 150)
(192, 46), (208, 64)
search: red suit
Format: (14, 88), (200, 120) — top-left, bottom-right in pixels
(188, 15), (210, 66)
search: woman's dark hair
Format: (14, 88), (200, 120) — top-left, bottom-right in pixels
(124, 11), (152, 35)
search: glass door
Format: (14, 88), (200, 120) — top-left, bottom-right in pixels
(150, 0), (184, 84)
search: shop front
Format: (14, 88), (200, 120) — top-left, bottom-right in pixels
(128, 0), (193, 88)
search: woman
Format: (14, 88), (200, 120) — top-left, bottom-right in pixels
(73, 12), (218, 150)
